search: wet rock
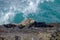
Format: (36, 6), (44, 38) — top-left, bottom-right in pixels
(28, 21), (54, 29)
(32, 22), (46, 27)
(17, 18), (35, 29)
(0, 18), (54, 29)
(19, 18), (34, 26)
(18, 24), (25, 29)
(46, 25), (53, 27)
(3, 24), (17, 28)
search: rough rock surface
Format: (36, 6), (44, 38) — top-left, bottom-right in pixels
(0, 18), (60, 40)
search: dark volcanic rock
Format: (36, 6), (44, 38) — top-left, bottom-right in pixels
(0, 18), (55, 30)
(0, 18), (60, 40)
(0, 18), (54, 29)
(3, 24), (17, 28)
(28, 21), (54, 28)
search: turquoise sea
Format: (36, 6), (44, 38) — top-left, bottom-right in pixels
(0, 0), (60, 25)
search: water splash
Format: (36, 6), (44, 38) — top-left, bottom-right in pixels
(0, 11), (15, 24)
(0, 0), (55, 24)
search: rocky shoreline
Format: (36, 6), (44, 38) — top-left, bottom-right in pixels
(0, 18), (60, 40)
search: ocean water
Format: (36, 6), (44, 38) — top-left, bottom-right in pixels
(0, 0), (60, 25)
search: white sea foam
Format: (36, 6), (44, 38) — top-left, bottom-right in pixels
(0, 11), (15, 24)
(7, 0), (55, 17)
(0, 0), (55, 24)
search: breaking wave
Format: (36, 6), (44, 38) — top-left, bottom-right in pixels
(0, 0), (60, 24)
